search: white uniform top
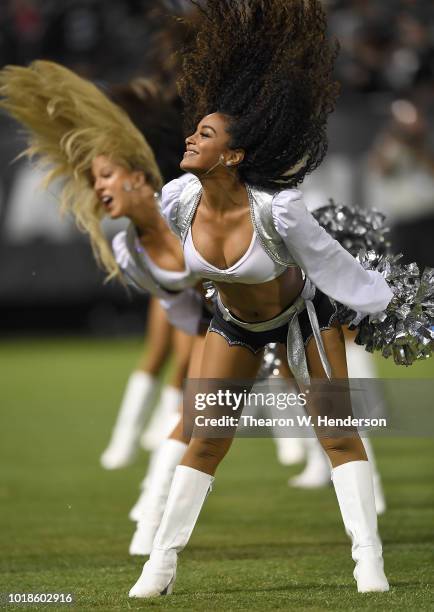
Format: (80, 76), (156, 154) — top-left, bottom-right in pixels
(112, 227), (198, 293)
(184, 225), (286, 284)
(112, 228), (204, 336)
(132, 234), (196, 292)
(161, 174), (393, 315)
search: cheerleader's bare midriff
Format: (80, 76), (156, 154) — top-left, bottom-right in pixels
(215, 267), (305, 323)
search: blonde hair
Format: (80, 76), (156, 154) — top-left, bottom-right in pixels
(0, 60), (163, 280)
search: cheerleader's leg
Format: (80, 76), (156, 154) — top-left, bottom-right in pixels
(305, 323), (389, 593)
(345, 333), (386, 515)
(129, 334), (205, 554)
(129, 330), (264, 598)
(141, 328), (193, 451)
(100, 298), (169, 470)
(288, 436), (331, 488)
(272, 349), (306, 466)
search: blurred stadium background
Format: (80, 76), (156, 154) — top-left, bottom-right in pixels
(1, 0), (433, 334)
(1, 1), (433, 609)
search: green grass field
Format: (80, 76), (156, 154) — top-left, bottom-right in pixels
(1, 338), (433, 611)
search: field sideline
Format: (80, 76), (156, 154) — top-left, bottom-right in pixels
(1, 338), (433, 611)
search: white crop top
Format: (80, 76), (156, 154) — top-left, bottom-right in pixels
(112, 227), (198, 294)
(112, 228), (204, 337)
(184, 226), (287, 284)
(133, 238), (194, 291)
(161, 174), (394, 315)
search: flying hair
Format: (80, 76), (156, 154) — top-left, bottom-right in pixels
(0, 61), (162, 280)
(178, 0), (340, 190)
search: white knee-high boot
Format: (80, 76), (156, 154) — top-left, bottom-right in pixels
(129, 465), (214, 598)
(344, 339), (386, 514)
(331, 460), (389, 593)
(289, 437), (331, 488)
(141, 386), (182, 451)
(129, 439), (188, 555)
(274, 437), (305, 466)
(100, 371), (159, 470)
(129, 450), (160, 520)
(361, 437), (386, 515)
(288, 437), (386, 515)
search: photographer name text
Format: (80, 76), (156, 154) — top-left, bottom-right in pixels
(194, 415), (387, 428)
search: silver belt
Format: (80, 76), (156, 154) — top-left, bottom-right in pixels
(216, 278), (332, 387)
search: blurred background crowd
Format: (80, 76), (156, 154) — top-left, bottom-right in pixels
(0, 0), (433, 335)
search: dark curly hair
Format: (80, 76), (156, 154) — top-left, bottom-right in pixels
(178, 0), (340, 190)
(141, 1), (201, 100)
(107, 2), (200, 183)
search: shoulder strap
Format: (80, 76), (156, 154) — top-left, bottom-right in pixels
(125, 224), (176, 298)
(247, 185), (297, 267)
(172, 175), (202, 243)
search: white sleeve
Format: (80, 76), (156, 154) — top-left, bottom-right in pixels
(272, 189), (394, 313)
(158, 288), (205, 336)
(160, 173), (196, 235)
(112, 230), (161, 295)
(113, 230), (204, 335)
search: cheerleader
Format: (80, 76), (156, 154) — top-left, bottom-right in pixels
(0, 58), (294, 561)
(127, 0), (393, 596)
(0, 59), (211, 560)
(99, 79), (194, 470)
(100, 298), (193, 470)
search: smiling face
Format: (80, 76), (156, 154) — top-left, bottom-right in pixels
(180, 112), (244, 175)
(91, 155), (143, 219)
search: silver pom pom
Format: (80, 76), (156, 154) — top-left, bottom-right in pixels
(313, 200), (391, 257)
(337, 250), (434, 365)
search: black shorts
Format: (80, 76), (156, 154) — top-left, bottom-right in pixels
(208, 290), (337, 354)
